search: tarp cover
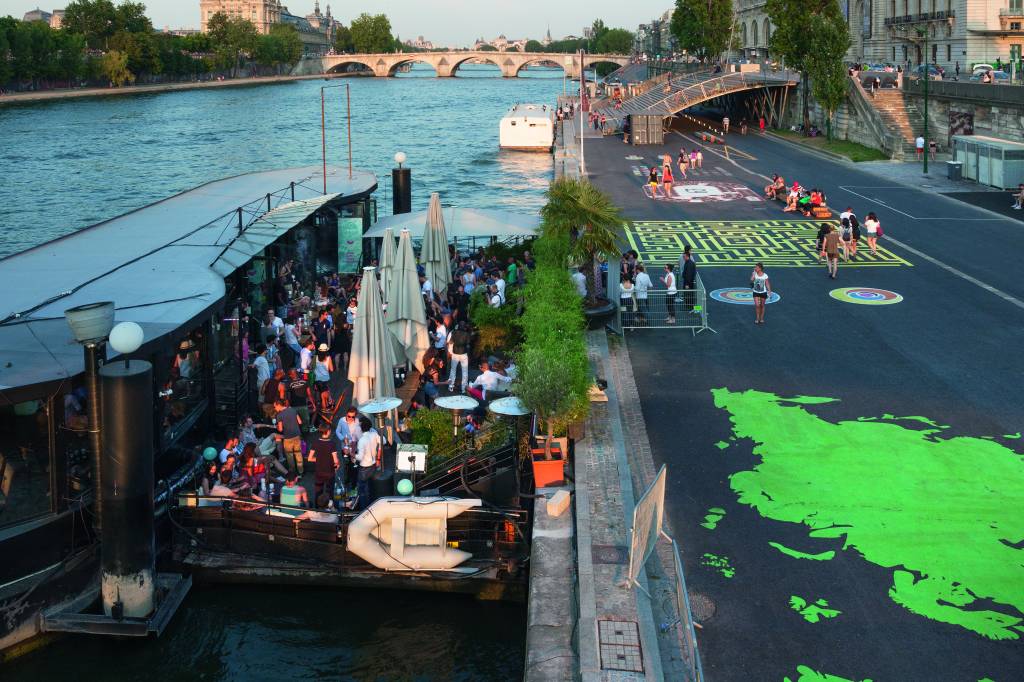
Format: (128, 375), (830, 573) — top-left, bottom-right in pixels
(363, 207), (539, 239)
(0, 165), (376, 395)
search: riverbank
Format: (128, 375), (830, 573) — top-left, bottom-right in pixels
(0, 73), (335, 106)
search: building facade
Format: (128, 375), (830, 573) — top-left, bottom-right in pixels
(734, 1), (1024, 72)
(199, 0), (283, 34)
(734, 0), (775, 61)
(634, 9), (677, 58)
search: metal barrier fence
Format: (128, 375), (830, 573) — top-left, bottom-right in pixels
(614, 274), (715, 335)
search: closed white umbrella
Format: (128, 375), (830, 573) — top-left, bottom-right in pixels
(421, 192), (452, 295)
(379, 227), (397, 305)
(348, 266), (397, 407)
(386, 229), (430, 371)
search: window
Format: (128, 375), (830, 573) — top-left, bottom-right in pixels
(0, 397), (55, 527)
(932, 43), (937, 61)
(1013, 22), (1023, 30)
(946, 44), (951, 61)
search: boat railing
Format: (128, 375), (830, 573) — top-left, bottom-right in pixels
(172, 494), (530, 569)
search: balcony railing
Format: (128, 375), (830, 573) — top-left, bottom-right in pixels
(1001, 7), (1024, 17)
(884, 10), (955, 26)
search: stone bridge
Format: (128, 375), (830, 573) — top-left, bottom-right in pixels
(292, 52), (631, 78)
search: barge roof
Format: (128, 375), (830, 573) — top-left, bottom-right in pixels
(0, 165), (377, 398)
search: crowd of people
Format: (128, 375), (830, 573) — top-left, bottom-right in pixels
(195, 243), (534, 514)
(645, 147), (705, 198)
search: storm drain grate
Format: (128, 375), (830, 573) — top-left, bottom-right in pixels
(598, 619), (643, 673)
(688, 590), (716, 624)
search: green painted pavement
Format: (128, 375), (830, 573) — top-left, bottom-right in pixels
(789, 596), (842, 623)
(713, 388), (1024, 641)
(701, 553), (735, 578)
(769, 541), (835, 561)
(701, 507), (726, 529)
(783, 665), (873, 682)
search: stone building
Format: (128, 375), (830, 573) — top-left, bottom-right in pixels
(734, 1), (1024, 73)
(199, 0), (283, 34)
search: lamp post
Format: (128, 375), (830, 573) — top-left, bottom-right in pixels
(64, 301), (115, 530)
(917, 26), (929, 175)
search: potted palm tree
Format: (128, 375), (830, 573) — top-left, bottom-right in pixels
(540, 177), (630, 329)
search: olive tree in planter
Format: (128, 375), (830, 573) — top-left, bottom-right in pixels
(514, 338), (590, 466)
(540, 177), (630, 312)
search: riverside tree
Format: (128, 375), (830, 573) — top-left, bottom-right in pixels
(806, 14), (851, 140)
(670, 0), (733, 62)
(350, 13), (395, 54)
(766, 0), (847, 133)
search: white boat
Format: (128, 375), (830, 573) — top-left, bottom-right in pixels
(499, 103), (554, 152)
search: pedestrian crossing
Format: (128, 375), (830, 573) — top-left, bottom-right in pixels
(624, 220), (913, 268)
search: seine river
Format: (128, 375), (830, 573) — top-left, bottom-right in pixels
(1, 63), (565, 679)
(0, 63), (566, 257)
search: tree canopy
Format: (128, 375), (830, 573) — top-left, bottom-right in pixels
(333, 24), (353, 53)
(670, 0), (733, 61)
(350, 13), (395, 54)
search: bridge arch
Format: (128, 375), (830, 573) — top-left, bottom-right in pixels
(584, 59), (627, 78)
(513, 56), (567, 77)
(325, 58), (375, 75)
(386, 58), (439, 77)
(451, 55), (504, 77)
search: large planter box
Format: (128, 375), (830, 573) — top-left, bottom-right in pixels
(531, 445), (565, 487)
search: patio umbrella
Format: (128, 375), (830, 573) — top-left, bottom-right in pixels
(386, 229), (430, 371)
(379, 227), (397, 305)
(348, 266), (397, 407)
(421, 192), (452, 295)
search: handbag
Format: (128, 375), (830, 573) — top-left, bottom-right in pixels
(876, 225), (884, 237)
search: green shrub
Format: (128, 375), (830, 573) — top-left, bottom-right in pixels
(408, 408), (457, 470)
(468, 287), (523, 357)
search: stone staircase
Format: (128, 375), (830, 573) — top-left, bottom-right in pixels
(864, 89), (927, 158)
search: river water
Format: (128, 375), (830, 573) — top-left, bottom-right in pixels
(0, 63), (565, 679)
(0, 64), (567, 258)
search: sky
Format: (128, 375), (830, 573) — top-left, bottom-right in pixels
(3, 0), (672, 46)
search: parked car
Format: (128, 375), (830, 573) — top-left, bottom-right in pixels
(913, 64), (944, 80)
(970, 69), (1010, 83)
(972, 64), (995, 74)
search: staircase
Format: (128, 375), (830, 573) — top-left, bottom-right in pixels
(866, 89), (927, 157)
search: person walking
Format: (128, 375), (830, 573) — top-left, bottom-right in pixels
(750, 263), (771, 325)
(839, 217), (854, 262)
(915, 135), (925, 160)
(759, 116), (766, 134)
(648, 166), (660, 198)
(695, 149), (703, 169)
(722, 115), (730, 134)
(823, 224), (841, 279)
(864, 212), (881, 255)
(661, 264), (677, 324)
(662, 161), (674, 197)
(678, 150), (689, 179)
(815, 223), (830, 263)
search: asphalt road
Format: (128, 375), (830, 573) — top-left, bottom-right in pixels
(584, 121), (1024, 681)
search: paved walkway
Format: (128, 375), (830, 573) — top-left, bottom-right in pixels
(570, 330), (694, 681)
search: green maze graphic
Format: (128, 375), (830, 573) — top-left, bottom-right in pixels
(625, 220), (913, 268)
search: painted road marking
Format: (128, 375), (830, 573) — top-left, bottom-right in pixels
(839, 186), (1010, 222)
(711, 288), (781, 305)
(640, 181), (763, 204)
(676, 133), (1024, 310)
(829, 287), (904, 305)
(625, 220), (912, 268)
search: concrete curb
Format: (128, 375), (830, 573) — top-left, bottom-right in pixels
(765, 131), (852, 164)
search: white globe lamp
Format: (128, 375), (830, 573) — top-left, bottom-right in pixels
(394, 151), (407, 168)
(109, 321), (144, 356)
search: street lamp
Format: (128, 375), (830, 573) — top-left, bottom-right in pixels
(64, 301), (115, 529)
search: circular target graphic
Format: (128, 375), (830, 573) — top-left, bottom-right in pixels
(829, 287), (903, 305)
(710, 288), (781, 305)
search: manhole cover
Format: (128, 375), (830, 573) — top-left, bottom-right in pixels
(598, 620), (643, 673)
(591, 544), (628, 565)
(688, 590), (716, 623)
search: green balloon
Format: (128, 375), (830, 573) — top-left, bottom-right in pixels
(396, 478), (414, 495)
(203, 447), (218, 461)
